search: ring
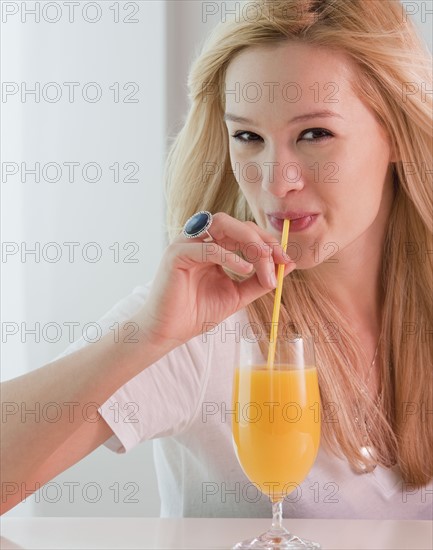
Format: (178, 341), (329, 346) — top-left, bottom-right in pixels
(183, 211), (214, 242)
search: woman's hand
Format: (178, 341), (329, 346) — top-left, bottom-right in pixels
(134, 213), (296, 350)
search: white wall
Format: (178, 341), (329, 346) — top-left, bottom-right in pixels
(1, 0), (166, 517)
(1, 0), (431, 518)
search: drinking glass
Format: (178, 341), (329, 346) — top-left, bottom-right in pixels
(232, 333), (321, 549)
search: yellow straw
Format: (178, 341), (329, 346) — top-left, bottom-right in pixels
(267, 218), (290, 370)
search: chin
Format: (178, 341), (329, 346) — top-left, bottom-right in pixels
(291, 249), (328, 271)
(291, 259), (316, 271)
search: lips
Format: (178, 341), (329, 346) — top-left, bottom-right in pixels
(266, 211), (319, 232)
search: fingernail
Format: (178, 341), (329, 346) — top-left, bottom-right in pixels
(270, 271), (278, 288)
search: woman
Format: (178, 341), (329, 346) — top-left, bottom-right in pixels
(2, 0), (432, 518)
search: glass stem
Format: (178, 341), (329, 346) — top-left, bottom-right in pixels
(271, 499), (283, 531)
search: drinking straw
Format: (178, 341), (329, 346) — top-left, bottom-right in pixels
(266, 218), (290, 370)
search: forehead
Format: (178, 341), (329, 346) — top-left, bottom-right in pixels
(224, 41), (356, 114)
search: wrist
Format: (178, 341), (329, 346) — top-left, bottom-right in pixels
(119, 314), (177, 373)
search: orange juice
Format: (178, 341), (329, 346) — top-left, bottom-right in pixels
(232, 366), (321, 502)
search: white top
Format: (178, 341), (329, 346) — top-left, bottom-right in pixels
(57, 284), (433, 519)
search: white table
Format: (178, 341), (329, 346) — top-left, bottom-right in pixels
(0, 518), (432, 549)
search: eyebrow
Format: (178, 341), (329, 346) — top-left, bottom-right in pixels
(223, 109), (344, 125)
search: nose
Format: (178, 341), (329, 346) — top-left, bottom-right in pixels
(260, 147), (305, 197)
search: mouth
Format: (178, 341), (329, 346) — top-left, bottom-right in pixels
(266, 211), (319, 232)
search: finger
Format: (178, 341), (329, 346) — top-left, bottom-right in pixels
(244, 221), (294, 265)
(169, 241), (255, 277)
(176, 213), (263, 246)
(210, 217), (295, 286)
(176, 214), (280, 289)
(236, 261), (297, 309)
(210, 214), (284, 288)
(177, 214), (292, 263)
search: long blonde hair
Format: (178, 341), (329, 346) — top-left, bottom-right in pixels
(165, 0), (432, 486)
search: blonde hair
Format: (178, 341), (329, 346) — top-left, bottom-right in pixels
(165, 0), (432, 486)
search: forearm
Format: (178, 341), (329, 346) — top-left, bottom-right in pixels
(0, 318), (170, 488)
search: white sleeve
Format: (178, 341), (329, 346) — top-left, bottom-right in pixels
(53, 284), (151, 362)
(53, 282), (211, 455)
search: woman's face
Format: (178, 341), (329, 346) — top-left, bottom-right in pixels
(224, 41), (395, 269)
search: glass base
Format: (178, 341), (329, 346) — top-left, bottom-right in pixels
(233, 526), (321, 549)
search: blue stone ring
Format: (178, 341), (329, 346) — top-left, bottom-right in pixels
(183, 211), (214, 242)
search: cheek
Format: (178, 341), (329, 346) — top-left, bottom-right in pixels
(238, 178), (260, 208)
(338, 126), (391, 190)
(230, 155), (264, 216)
(230, 151), (256, 192)
(322, 177), (387, 243)
(327, 138), (390, 203)
(229, 149), (241, 184)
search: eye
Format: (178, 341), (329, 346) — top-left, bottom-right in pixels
(231, 131), (263, 144)
(299, 128), (333, 143)
(231, 128), (334, 145)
